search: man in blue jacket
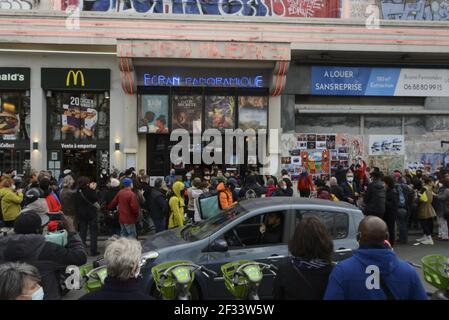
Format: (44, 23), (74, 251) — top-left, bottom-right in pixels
(324, 216), (427, 300)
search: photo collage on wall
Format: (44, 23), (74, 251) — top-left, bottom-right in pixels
(281, 133), (365, 180)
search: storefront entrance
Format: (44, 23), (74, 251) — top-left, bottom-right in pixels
(62, 149), (97, 179)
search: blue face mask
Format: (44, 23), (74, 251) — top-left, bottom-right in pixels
(31, 287), (44, 300)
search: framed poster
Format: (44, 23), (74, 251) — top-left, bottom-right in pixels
(238, 96), (268, 130)
(205, 96), (235, 131)
(0, 100), (20, 139)
(138, 95), (169, 134)
(172, 95), (202, 134)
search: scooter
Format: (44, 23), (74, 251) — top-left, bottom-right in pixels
(151, 260), (217, 300)
(221, 260), (278, 300)
(421, 254), (449, 300)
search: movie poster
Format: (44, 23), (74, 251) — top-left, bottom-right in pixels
(0, 99), (20, 139)
(205, 96), (235, 131)
(238, 96), (268, 130)
(172, 95), (202, 134)
(138, 95), (169, 134)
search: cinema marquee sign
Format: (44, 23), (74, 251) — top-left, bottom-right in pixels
(0, 68), (30, 90)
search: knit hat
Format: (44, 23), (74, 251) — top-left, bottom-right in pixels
(123, 177), (133, 187)
(110, 178), (120, 188)
(14, 212), (44, 234)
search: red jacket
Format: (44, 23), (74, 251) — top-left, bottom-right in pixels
(266, 185), (277, 197)
(46, 193), (62, 213)
(108, 188), (140, 225)
(297, 173), (315, 192)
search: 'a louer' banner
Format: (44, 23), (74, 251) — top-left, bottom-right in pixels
(311, 66), (449, 97)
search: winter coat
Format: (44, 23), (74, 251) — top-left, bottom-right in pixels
(273, 258), (333, 300)
(266, 184), (277, 197)
(140, 182), (152, 211)
(105, 187), (120, 208)
(385, 187), (399, 222)
(417, 186), (437, 220)
(272, 187), (293, 197)
(149, 188), (169, 221)
(238, 176), (267, 199)
(108, 188), (140, 225)
(59, 187), (77, 217)
(0, 188), (23, 221)
(0, 233), (87, 300)
(76, 187), (99, 221)
(297, 173), (315, 192)
(45, 192), (62, 213)
(324, 247), (427, 300)
(21, 198), (49, 216)
(363, 180), (386, 218)
(341, 181), (360, 203)
(80, 277), (153, 300)
(168, 181), (185, 229)
(217, 182), (235, 209)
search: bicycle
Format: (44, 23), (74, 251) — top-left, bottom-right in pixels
(151, 260), (217, 300)
(420, 254), (449, 300)
(221, 260), (278, 300)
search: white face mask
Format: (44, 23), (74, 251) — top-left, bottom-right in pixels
(281, 185), (287, 190)
(31, 286), (44, 300)
(347, 177), (353, 183)
(12, 185), (16, 191)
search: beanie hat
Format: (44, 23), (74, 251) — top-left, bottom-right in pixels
(14, 212), (43, 234)
(123, 178), (133, 188)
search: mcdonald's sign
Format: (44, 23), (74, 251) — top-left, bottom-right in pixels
(42, 68), (110, 90)
(66, 70), (85, 87)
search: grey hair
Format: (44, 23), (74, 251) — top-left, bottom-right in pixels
(104, 237), (142, 281)
(0, 262), (41, 300)
(62, 175), (75, 188)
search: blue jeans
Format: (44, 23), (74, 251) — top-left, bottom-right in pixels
(120, 224), (137, 238)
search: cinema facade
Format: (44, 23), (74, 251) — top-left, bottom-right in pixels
(0, 2), (449, 180)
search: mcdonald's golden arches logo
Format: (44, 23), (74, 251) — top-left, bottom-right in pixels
(66, 70), (85, 87)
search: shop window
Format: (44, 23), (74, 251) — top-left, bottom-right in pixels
(47, 92), (109, 142)
(363, 116), (402, 135)
(296, 115), (360, 134)
(0, 91), (30, 141)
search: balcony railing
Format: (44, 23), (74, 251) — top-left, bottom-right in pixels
(0, 0), (448, 21)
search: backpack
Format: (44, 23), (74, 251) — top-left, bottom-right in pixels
(396, 185), (406, 208)
(245, 189), (257, 199)
(197, 191), (220, 220)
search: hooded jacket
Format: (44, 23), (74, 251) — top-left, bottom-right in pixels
(0, 187), (23, 221)
(217, 182), (235, 210)
(363, 180), (386, 217)
(168, 181), (185, 229)
(324, 247), (427, 300)
(0, 233), (87, 300)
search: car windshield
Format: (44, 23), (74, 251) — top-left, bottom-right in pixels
(184, 205), (247, 241)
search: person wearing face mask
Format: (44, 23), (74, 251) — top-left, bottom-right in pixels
(340, 171), (360, 205)
(272, 179), (293, 197)
(0, 262), (43, 300)
(80, 237), (153, 300)
(0, 212), (87, 300)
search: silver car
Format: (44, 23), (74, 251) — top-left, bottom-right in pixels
(140, 198), (364, 299)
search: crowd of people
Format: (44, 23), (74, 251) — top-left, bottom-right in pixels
(0, 161), (446, 300)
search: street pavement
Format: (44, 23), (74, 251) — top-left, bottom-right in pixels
(63, 233), (447, 300)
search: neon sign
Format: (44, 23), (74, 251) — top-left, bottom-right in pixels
(143, 74), (264, 88)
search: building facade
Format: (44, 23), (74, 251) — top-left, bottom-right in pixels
(0, 0), (449, 180)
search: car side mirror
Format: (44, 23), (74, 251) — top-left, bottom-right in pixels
(211, 239), (228, 252)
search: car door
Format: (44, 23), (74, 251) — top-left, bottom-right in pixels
(294, 208), (356, 261)
(203, 209), (290, 299)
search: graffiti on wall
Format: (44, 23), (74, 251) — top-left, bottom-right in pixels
(0, 0), (38, 9)
(379, 0), (449, 21)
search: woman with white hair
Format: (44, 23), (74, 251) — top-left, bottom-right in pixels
(80, 237), (153, 300)
(59, 175), (77, 218)
(0, 262), (43, 300)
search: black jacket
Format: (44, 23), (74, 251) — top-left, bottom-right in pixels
(149, 188), (169, 221)
(76, 187), (99, 221)
(273, 260), (333, 300)
(105, 187), (120, 208)
(385, 187), (399, 221)
(272, 188), (293, 197)
(340, 181), (360, 203)
(0, 233), (87, 300)
(80, 277), (154, 300)
(363, 180), (386, 217)
(140, 182), (152, 210)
